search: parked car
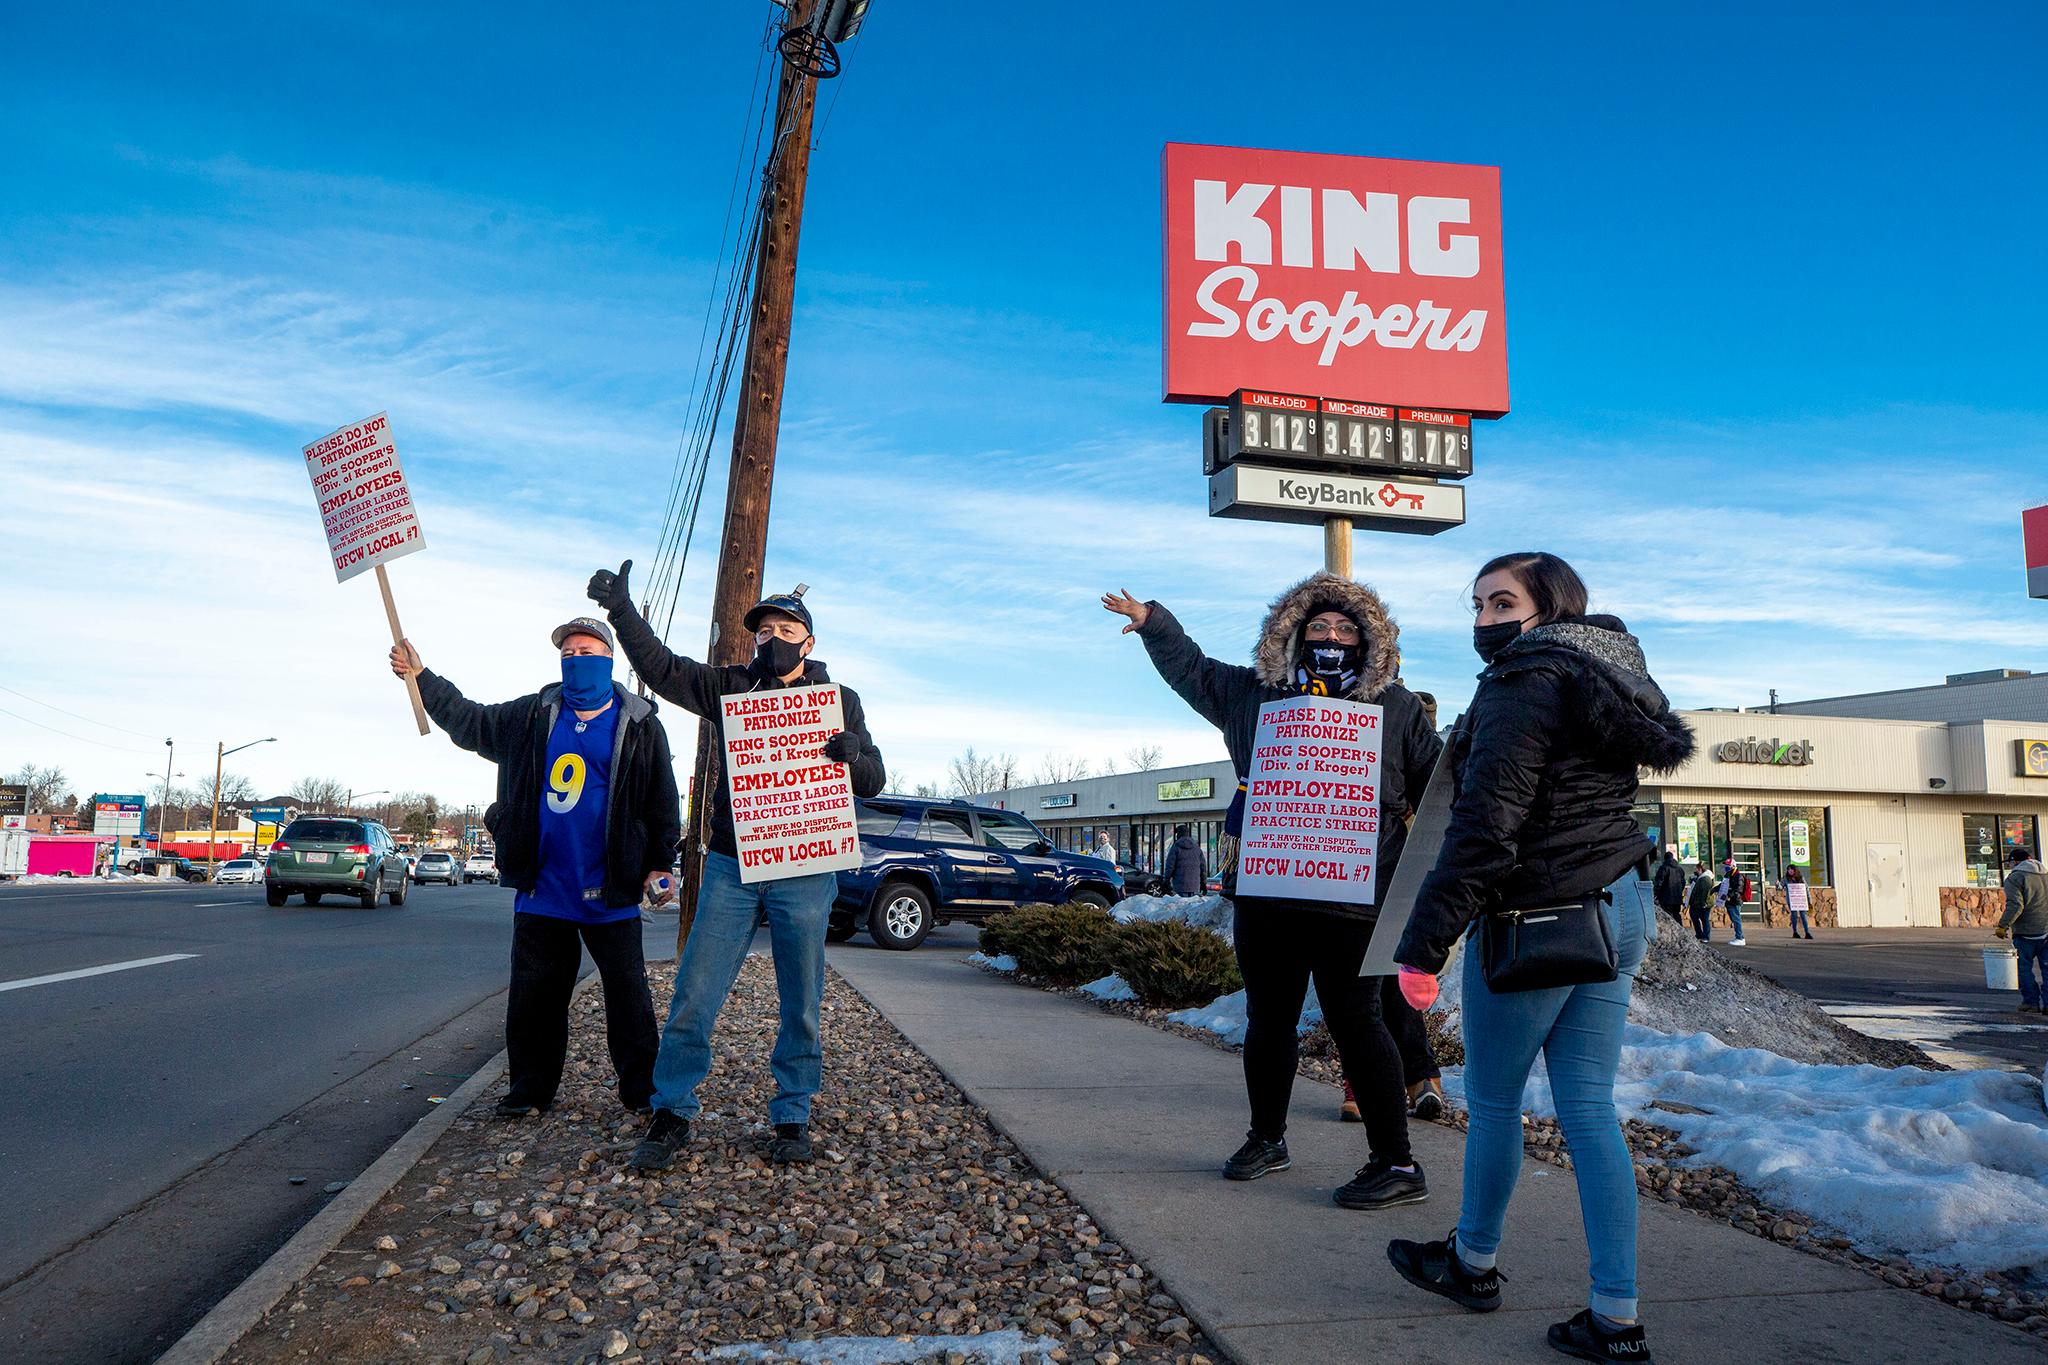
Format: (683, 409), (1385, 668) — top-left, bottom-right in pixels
(462, 852), (499, 885)
(137, 854), (206, 883)
(413, 851), (460, 885)
(264, 816), (409, 908)
(832, 796), (1123, 951)
(1116, 861), (1170, 897)
(213, 858), (263, 885)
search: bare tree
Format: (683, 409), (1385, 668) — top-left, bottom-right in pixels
(1031, 754), (1092, 786)
(217, 772), (257, 805)
(288, 776), (349, 812)
(947, 748), (1019, 798)
(1124, 744), (1165, 772)
(910, 781), (941, 798)
(6, 764), (71, 813)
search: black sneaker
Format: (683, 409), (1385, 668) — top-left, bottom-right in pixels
(768, 1123), (814, 1164)
(1222, 1131), (1291, 1181)
(493, 1097), (548, 1118)
(1387, 1232), (1501, 1312)
(1548, 1308), (1652, 1363)
(1411, 1084), (1445, 1123)
(628, 1110), (690, 1170)
(1334, 1159), (1428, 1210)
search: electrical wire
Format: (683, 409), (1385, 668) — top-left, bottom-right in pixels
(813, 25), (865, 147)
(0, 703), (157, 754)
(0, 682), (162, 739)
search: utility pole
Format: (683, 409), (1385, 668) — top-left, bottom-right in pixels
(676, 0), (824, 950)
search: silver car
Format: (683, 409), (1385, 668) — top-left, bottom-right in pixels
(214, 858), (263, 885)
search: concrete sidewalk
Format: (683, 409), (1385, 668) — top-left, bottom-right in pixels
(826, 938), (2047, 1365)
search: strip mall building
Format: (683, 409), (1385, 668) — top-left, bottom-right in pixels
(983, 671), (2048, 929)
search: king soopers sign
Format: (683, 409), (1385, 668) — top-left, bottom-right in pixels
(1162, 143), (1508, 416)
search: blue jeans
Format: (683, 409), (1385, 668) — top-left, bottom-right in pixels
(1458, 888), (1651, 1321)
(650, 852), (837, 1126)
(1724, 901), (1745, 937)
(1789, 909), (1811, 936)
(2017, 935), (2048, 1009)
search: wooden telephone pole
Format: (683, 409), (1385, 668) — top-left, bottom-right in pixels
(675, 0), (823, 949)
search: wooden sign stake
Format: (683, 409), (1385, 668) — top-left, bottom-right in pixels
(376, 562), (431, 736)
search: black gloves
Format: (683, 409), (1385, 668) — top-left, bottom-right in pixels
(587, 558), (633, 614)
(822, 731), (862, 764)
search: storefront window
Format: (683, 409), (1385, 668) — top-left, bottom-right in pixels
(1776, 806), (1830, 888)
(1964, 814), (2040, 887)
(1666, 804), (1708, 868)
(1629, 801), (1664, 854)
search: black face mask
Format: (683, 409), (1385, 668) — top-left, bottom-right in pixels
(1306, 641), (1362, 678)
(750, 635), (807, 680)
(1473, 617), (1533, 663)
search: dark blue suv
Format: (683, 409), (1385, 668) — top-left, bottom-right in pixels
(832, 796), (1123, 950)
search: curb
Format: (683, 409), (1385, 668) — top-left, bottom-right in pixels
(156, 1036), (516, 1365)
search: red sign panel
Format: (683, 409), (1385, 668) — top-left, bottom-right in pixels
(2025, 505), (2048, 600)
(1162, 143), (1508, 415)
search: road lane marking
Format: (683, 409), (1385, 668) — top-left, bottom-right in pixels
(0, 954), (200, 994)
(192, 901), (243, 907)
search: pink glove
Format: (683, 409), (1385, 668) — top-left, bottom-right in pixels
(1397, 965), (1439, 1011)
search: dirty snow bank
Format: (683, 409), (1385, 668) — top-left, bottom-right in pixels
(1081, 973), (1137, 1002)
(1168, 983), (1322, 1046)
(967, 952), (1018, 973)
(1111, 892), (1234, 938)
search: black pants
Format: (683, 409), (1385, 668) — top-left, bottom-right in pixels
(506, 911), (658, 1110)
(1689, 904), (1711, 940)
(1380, 975), (1440, 1083)
(1235, 902), (1411, 1167)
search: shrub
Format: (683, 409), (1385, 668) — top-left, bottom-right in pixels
(1104, 919), (1242, 1009)
(978, 902), (1117, 984)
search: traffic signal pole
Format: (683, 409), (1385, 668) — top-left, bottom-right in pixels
(676, 0), (822, 952)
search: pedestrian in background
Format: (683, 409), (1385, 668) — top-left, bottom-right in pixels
(1995, 846), (2048, 1014)
(1652, 846), (1687, 923)
(1387, 551), (1694, 1365)
(1719, 860), (1749, 946)
(389, 617), (679, 1119)
(1784, 866), (1814, 940)
(586, 564), (888, 1169)
(1686, 862), (1717, 942)
(1104, 573), (1442, 1211)
(1163, 823), (1206, 896)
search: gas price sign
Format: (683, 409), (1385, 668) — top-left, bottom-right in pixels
(1397, 408), (1472, 477)
(1319, 400), (1400, 470)
(1229, 390), (1319, 462)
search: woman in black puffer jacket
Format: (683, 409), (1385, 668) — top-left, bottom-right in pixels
(1384, 552), (1693, 1365)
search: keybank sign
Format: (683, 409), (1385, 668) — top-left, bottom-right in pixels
(1713, 736), (1815, 766)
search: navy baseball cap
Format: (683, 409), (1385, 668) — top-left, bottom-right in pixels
(744, 585), (813, 635)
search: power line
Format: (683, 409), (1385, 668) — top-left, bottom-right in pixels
(0, 703), (156, 754)
(0, 682), (161, 739)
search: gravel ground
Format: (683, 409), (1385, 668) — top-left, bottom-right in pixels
(224, 958), (1221, 1365)
(1005, 966), (2048, 1344)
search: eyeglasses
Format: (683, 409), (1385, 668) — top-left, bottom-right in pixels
(1304, 621), (1361, 641)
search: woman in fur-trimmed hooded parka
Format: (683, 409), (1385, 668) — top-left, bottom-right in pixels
(1103, 573), (1442, 1212)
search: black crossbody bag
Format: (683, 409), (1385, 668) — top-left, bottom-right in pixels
(1478, 890), (1618, 993)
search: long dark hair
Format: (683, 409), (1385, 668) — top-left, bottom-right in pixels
(1475, 551), (1589, 625)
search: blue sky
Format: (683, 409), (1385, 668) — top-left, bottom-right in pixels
(2, 1), (2045, 809)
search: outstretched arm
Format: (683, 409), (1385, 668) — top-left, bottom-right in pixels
(588, 559), (727, 720)
(390, 639), (526, 762)
(1103, 589), (1260, 730)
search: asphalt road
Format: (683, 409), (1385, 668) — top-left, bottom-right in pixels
(1706, 926), (2048, 1071)
(0, 876), (676, 1365)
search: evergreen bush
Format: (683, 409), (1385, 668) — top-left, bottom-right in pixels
(1104, 919), (1242, 1009)
(977, 902), (1117, 983)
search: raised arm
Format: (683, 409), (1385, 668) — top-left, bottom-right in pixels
(1102, 590), (1259, 730)
(391, 640), (529, 762)
(587, 560), (727, 720)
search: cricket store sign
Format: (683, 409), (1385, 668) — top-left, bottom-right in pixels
(1713, 736), (1815, 766)
(1237, 696), (1382, 907)
(302, 411), (425, 584)
(721, 685), (862, 884)
(1162, 143), (1507, 416)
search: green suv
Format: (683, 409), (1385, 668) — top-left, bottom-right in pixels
(264, 816), (410, 908)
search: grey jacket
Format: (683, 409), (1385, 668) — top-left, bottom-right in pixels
(2000, 859), (2048, 937)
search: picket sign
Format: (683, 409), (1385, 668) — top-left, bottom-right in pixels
(721, 683), (862, 884)
(1237, 695), (1383, 905)
(301, 411), (430, 735)
(1357, 743), (1453, 977)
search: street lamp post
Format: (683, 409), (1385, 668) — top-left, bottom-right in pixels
(346, 789), (390, 817)
(159, 738), (174, 846)
(209, 737), (277, 876)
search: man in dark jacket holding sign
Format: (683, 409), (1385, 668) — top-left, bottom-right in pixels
(584, 562), (886, 1169)
(390, 617), (679, 1118)
(1104, 573), (1441, 1210)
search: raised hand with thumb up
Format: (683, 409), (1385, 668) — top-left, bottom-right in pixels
(588, 558), (633, 614)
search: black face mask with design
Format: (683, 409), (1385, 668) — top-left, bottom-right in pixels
(750, 635), (807, 680)
(1306, 641), (1363, 680)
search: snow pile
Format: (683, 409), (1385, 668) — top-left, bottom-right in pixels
(1480, 1027), (2048, 1274)
(707, 1330), (1059, 1363)
(967, 952), (1018, 973)
(1169, 982), (1322, 1046)
(1081, 973), (1137, 1003)
(1111, 893), (1234, 939)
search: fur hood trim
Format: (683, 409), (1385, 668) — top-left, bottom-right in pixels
(1252, 572), (1401, 701)
(1493, 616), (1696, 775)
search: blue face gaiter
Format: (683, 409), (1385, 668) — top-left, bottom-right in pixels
(560, 654), (614, 710)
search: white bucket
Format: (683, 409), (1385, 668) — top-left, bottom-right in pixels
(1984, 944), (2021, 992)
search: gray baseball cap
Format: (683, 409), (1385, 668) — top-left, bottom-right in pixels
(550, 616), (616, 651)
